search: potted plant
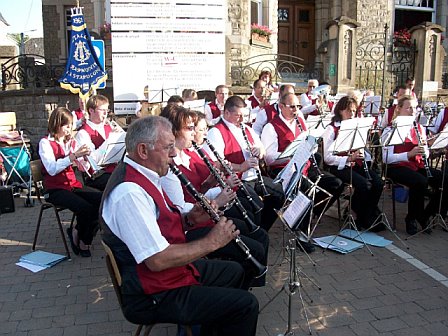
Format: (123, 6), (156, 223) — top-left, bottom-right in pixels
(99, 22), (111, 40)
(393, 28), (412, 47)
(251, 23), (274, 43)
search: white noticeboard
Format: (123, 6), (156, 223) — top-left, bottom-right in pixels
(111, 0), (226, 115)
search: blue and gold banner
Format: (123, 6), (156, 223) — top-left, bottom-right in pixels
(59, 7), (107, 99)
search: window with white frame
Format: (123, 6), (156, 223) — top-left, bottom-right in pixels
(251, 0), (263, 25)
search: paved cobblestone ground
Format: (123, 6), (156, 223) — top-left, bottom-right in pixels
(1, 189), (447, 336)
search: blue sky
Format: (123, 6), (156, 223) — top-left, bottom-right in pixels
(1, 0), (43, 37)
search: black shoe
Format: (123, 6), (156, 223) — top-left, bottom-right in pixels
(405, 218), (419, 235)
(369, 223), (386, 232)
(79, 248), (91, 258)
(420, 219), (432, 234)
(66, 227), (80, 255)
(297, 240), (315, 253)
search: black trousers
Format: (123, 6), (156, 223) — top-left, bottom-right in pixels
(387, 165), (448, 226)
(85, 172), (111, 191)
(186, 223), (268, 288)
(328, 164), (383, 228)
(122, 259), (259, 336)
(245, 176), (285, 231)
(46, 186), (102, 244)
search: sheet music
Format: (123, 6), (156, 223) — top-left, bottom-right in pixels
(98, 132), (126, 165)
(385, 116), (415, 146)
(306, 114), (333, 138)
(329, 117), (375, 153)
(364, 96), (381, 115)
(184, 99), (206, 113)
(431, 122), (448, 149)
(282, 191), (312, 229)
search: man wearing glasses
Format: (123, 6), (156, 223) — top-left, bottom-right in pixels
(300, 79), (321, 116)
(261, 93), (343, 253)
(76, 94), (116, 190)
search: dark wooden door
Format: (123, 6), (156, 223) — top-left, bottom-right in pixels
(278, 2), (315, 67)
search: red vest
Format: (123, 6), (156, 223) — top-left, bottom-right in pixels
(307, 94), (319, 116)
(214, 120), (255, 165)
(125, 165), (200, 294)
(331, 123), (363, 167)
(248, 95), (260, 109)
(207, 101), (221, 119)
(387, 105), (395, 127)
(264, 103), (279, 122)
(391, 126), (424, 171)
(73, 108), (84, 120)
(79, 123), (116, 174)
(438, 108), (448, 133)
(270, 116), (311, 174)
(41, 138), (82, 191)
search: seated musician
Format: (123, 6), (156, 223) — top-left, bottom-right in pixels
(252, 84), (295, 136)
(75, 94), (121, 191)
(427, 104), (448, 135)
(380, 86), (408, 129)
(100, 116), (259, 335)
(322, 96), (384, 231)
(299, 79), (321, 117)
(206, 95), (285, 232)
(159, 105), (268, 288)
(39, 107), (102, 257)
(261, 93), (344, 252)
(382, 95), (448, 235)
(204, 84), (229, 126)
(71, 97), (86, 130)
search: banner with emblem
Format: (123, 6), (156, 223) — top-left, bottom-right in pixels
(59, 6), (107, 99)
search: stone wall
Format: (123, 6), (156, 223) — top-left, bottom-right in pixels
(353, 0), (392, 40)
(0, 87), (113, 151)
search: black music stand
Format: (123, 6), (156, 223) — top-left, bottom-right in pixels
(363, 96), (381, 116)
(367, 117), (412, 248)
(259, 196), (321, 336)
(325, 117), (376, 255)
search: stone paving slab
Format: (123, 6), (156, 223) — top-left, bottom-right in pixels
(0, 191), (447, 336)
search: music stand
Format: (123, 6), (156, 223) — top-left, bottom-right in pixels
(363, 96), (381, 116)
(259, 194), (321, 336)
(325, 117), (376, 255)
(365, 117), (412, 249)
(97, 132), (126, 166)
(409, 124), (448, 236)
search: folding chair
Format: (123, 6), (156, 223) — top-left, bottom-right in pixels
(30, 159), (75, 259)
(101, 241), (193, 336)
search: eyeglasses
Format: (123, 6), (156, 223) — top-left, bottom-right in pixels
(284, 104), (301, 109)
(183, 125), (195, 131)
(96, 108), (111, 113)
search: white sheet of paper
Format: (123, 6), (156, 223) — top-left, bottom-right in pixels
(363, 96), (382, 115)
(329, 117), (375, 153)
(431, 123), (448, 149)
(384, 116), (415, 146)
(99, 132), (126, 165)
(282, 191), (312, 229)
(184, 99), (206, 113)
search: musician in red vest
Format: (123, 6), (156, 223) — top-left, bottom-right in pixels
(382, 95), (448, 235)
(247, 79), (270, 110)
(380, 86), (407, 129)
(406, 77), (418, 101)
(39, 107), (102, 257)
(100, 116), (259, 335)
(299, 79), (321, 116)
(206, 95), (285, 231)
(75, 94), (116, 191)
(261, 93), (344, 251)
(252, 84), (295, 136)
(204, 84), (229, 126)
(323, 96), (384, 231)
(428, 105), (448, 134)
(159, 106), (268, 287)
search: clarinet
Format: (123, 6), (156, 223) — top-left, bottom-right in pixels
(170, 163), (267, 278)
(239, 123), (270, 198)
(192, 142), (260, 233)
(359, 149), (372, 181)
(204, 138), (263, 214)
(412, 121), (432, 178)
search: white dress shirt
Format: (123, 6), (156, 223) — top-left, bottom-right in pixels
(205, 118), (263, 181)
(427, 109), (446, 134)
(204, 100), (224, 126)
(322, 122), (349, 170)
(75, 120), (108, 163)
(252, 103), (280, 136)
(102, 156), (170, 264)
(299, 93), (318, 115)
(38, 135), (73, 176)
(260, 113), (299, 167)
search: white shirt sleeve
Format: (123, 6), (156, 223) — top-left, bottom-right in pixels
(102, 182), (170, 264)
(204, 127), (225, 161)
(381, 127), (410, 164)
(322, 125), (349, 170)
(253, 109), (268, 136)
(427, 110), (443, 134)
(380, 110), (389, 129)
(204, 104), (221, 126)
(75, 128), (106, 164)
(260, 123), (280, 166)
(38, 138), (72, 176)
(300, 93), (318, 115)
(161, 170), (194, 214)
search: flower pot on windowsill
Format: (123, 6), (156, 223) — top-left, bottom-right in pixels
(251, 32), (269, 43)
